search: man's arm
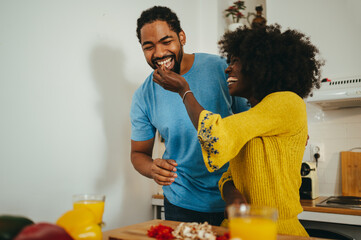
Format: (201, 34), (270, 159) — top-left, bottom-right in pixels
(131, 139), (178, 185)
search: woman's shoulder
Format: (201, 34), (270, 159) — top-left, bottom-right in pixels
(258, 91), (306, 117)
(263, 91), (304, 105)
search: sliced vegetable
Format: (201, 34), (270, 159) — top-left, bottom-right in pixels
(147, 224), (174, 240)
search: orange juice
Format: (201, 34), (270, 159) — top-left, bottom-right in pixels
(229, 217), (277, 240)
(73, 200), (105, 224)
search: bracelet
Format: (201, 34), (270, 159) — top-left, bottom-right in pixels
(182, 90), (193, 102)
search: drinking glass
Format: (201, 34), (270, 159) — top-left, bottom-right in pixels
(73, 194), (105, 226)
(227, 204), (278, 240)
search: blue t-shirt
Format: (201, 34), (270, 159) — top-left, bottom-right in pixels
(130, 53), (249, 212)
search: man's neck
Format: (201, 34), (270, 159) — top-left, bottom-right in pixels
(180, 53), (195, 75)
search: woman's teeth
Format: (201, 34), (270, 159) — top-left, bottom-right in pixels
(227, 77), (238, 85)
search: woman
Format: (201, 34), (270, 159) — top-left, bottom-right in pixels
(153, 24), (323, 236)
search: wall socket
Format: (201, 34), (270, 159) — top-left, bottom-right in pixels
(309, 142), (324, 162)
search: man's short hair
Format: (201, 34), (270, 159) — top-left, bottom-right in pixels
(136, 6), (182, 43)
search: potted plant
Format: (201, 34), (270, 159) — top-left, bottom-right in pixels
(225, 1), (246, 31)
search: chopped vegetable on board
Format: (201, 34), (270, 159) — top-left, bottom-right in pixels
(147, 224), (174, 240)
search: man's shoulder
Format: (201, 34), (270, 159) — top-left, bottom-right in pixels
(193, 53), (228, 73)
(131, 73), (156, 107)
(133, 72), (154, 95)
(195, 52), (226, 63)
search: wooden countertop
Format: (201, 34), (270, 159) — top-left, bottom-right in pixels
(301, 196), (361, 216)
(102, 219), (327, 240)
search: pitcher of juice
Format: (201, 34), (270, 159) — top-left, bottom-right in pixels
(73, 194), (105, 226)
(227, 204), (278, 240)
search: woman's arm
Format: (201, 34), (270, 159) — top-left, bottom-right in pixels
(153, 67), (204, 130)
(223, 181), (247, 206)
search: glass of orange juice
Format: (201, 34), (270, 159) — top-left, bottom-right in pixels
(73, 194), (105, 226)
(227, 204), (278, 240)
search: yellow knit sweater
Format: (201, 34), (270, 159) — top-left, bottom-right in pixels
(197, 91), (308, 237)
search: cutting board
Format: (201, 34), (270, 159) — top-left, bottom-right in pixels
(103, 220), (227, 240)
(341, 151), (361, 197)
(102, 219), (328, 240)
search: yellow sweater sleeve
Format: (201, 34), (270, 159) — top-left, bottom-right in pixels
(197, 91), (306, 172)
(218, 168), (233, 200)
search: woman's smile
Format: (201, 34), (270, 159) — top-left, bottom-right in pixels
(227, 76), (238, 86)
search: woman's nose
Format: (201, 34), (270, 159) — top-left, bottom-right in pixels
(225, 65), (232, 74)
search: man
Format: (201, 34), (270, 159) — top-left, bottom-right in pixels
(130, 6), (249, 225)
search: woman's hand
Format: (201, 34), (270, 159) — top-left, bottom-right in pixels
(153, 66), (190, 96)
(223, 181), (247, 218)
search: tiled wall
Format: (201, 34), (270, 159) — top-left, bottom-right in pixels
(305, 103), (361, 196)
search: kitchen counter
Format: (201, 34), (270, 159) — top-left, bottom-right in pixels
(152, 195), (361, 225)
(299, 196), (361, 226)
(152, 194), (361, 215)
(102, 219), (327, 240)
(300, 196), (361, 216)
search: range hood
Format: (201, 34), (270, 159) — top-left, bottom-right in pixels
(307, 76), (361, 110)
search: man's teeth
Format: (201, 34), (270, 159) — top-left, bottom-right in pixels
(157, 58), (172, 66)
(227, 77), (238, 85)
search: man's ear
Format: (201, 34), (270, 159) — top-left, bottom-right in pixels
(179, 30), (186, 46)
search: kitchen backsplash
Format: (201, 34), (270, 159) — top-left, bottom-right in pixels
(306, 103), (361, 196)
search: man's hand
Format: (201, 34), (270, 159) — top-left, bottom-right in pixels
(153, 66), (189, 96)
(151, 158), (178, 185)
(131, 139), (178, 185)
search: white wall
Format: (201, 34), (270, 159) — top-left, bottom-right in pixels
(267, 0), (361, 196)
(0, 0), (222, 230)
(3, 0), (358, 231)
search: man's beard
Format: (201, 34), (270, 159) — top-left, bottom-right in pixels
(173, 49), (183, 74)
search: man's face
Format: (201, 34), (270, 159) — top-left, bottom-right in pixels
(140, 20), (185, 74)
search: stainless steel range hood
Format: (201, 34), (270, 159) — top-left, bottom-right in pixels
(307, 76), (361, 110)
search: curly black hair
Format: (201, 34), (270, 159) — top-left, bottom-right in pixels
(136, 6), (182, 43)
(218, 24), (324, 100)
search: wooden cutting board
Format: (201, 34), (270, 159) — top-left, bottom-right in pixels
(341, 151), (361, 197)
(102, 219), (328, 240)
(103, 220), (227, 240)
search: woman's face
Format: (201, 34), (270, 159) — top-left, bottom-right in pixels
(225, 56), (251, 98)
